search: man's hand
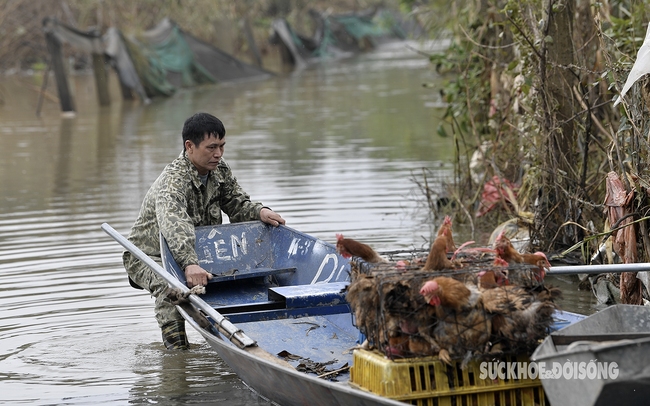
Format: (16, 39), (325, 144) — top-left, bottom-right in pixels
(184, 264), (213, 288)
(260, 207), (286, 227)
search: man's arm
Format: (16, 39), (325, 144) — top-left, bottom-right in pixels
(155, 174), (212, 286)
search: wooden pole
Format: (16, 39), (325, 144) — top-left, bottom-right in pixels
(92, 52), (111, 106)
(36, 64), (51, 117)
(43, 18), (75, 115)
(87, 27), (110, 107)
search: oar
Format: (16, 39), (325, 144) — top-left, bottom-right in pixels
(548, 262), (650, 275)
(101, 222), (293, 368)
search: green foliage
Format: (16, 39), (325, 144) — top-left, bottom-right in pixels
(416, 0), (650, 253)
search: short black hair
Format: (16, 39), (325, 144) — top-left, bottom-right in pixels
(182, 112), (226, 148)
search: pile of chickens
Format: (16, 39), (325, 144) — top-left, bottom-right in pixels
(338, 216), (561, 365)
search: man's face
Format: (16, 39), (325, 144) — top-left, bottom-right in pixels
(185, 133), (225, 175)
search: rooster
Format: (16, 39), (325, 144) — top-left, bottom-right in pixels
(494, 231), (549, 282)
(336, 234), (388, 263)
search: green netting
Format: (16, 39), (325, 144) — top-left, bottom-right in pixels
(332, 15), (388, 40)
(311, 19), (336, 57)
(280, 10), (406, 60)
(148, 25), (216, 87)
(122, 34), (176, 98)
(332, 10), (405, 41)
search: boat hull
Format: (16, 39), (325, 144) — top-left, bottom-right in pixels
(532, 304), (650, 406)
(181, 308), (405, 406)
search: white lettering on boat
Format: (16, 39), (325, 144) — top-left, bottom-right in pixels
(310, 254), (339, 284)
(287, 238), (315, 257)
(200, 246), (214, 264)
(214, 239), (231, 260)
(231, 232), (247, 258)
(334, 264), (349, 281)
(288, 238), (300, 257)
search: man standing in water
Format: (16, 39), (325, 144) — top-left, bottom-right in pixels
(123, 112), (285, 349)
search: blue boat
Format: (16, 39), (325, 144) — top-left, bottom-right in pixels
(102, 221), (585, 406)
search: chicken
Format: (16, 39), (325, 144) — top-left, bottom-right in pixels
(373, 275), (423, 357)
(437, 215), (457, 252)
(477, 268), (509, 290)
(336, 234), (388, 263)
(381, 315), (410, 358)
(493, 257), (509, 267)
(493, 231), (524, 263)
(521, 252), (550, 281)
(419, 276), (481, 320)
(479, 284), (561, 353)
(343, 273), (379, 342)
(432, 307), (492, 365)
(386, 333), (410, 358)
(408, 334), (439, 357)
(422, 229), (457, 271)
(494, 231), (549, 282)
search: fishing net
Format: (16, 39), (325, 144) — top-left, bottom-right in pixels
(270, 8), (412, 65)
(44, 17), (272, 100)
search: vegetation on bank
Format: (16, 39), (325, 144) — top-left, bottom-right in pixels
(418, 0), (650, 303)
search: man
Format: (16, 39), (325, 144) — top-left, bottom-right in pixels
(123, 112), (285, 349)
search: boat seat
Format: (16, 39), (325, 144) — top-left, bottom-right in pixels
(208, 267), (296, 283)
(268, 282), (349, 309)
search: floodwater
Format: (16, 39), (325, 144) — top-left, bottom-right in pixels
(0, 41), (597, 405)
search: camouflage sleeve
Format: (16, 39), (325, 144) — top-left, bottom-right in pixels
(219, 163), (264, 223)
(155, 172), (199, 271)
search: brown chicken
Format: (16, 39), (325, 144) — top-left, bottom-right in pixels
(381, 315), (410, 358)
(494, 231), (549, 282)
(480, 284), (560, 353)
(432, 306), (492, 365)
(336, 234), (388, 263)
(422, 229), (457, 271)
(343, 273), (379, 343)
(437, 215), (457, 252)
(419, 276), (479, 319)
(477, 269), (509, 290)
(408, 334), (439, 357)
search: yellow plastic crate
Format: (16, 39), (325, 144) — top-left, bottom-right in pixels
(349, 350), (547, 406)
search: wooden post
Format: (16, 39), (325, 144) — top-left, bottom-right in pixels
(43, 18), (75, 115)
(92, 52), (110, 106)
(88, 27), (110, 107)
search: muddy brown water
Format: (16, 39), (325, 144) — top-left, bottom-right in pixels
(0, 41), (597, 405)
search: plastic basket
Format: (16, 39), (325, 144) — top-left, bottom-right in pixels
(349, 349), (547, 406)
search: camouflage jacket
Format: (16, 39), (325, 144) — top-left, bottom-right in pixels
(125, 150), (264, 272)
